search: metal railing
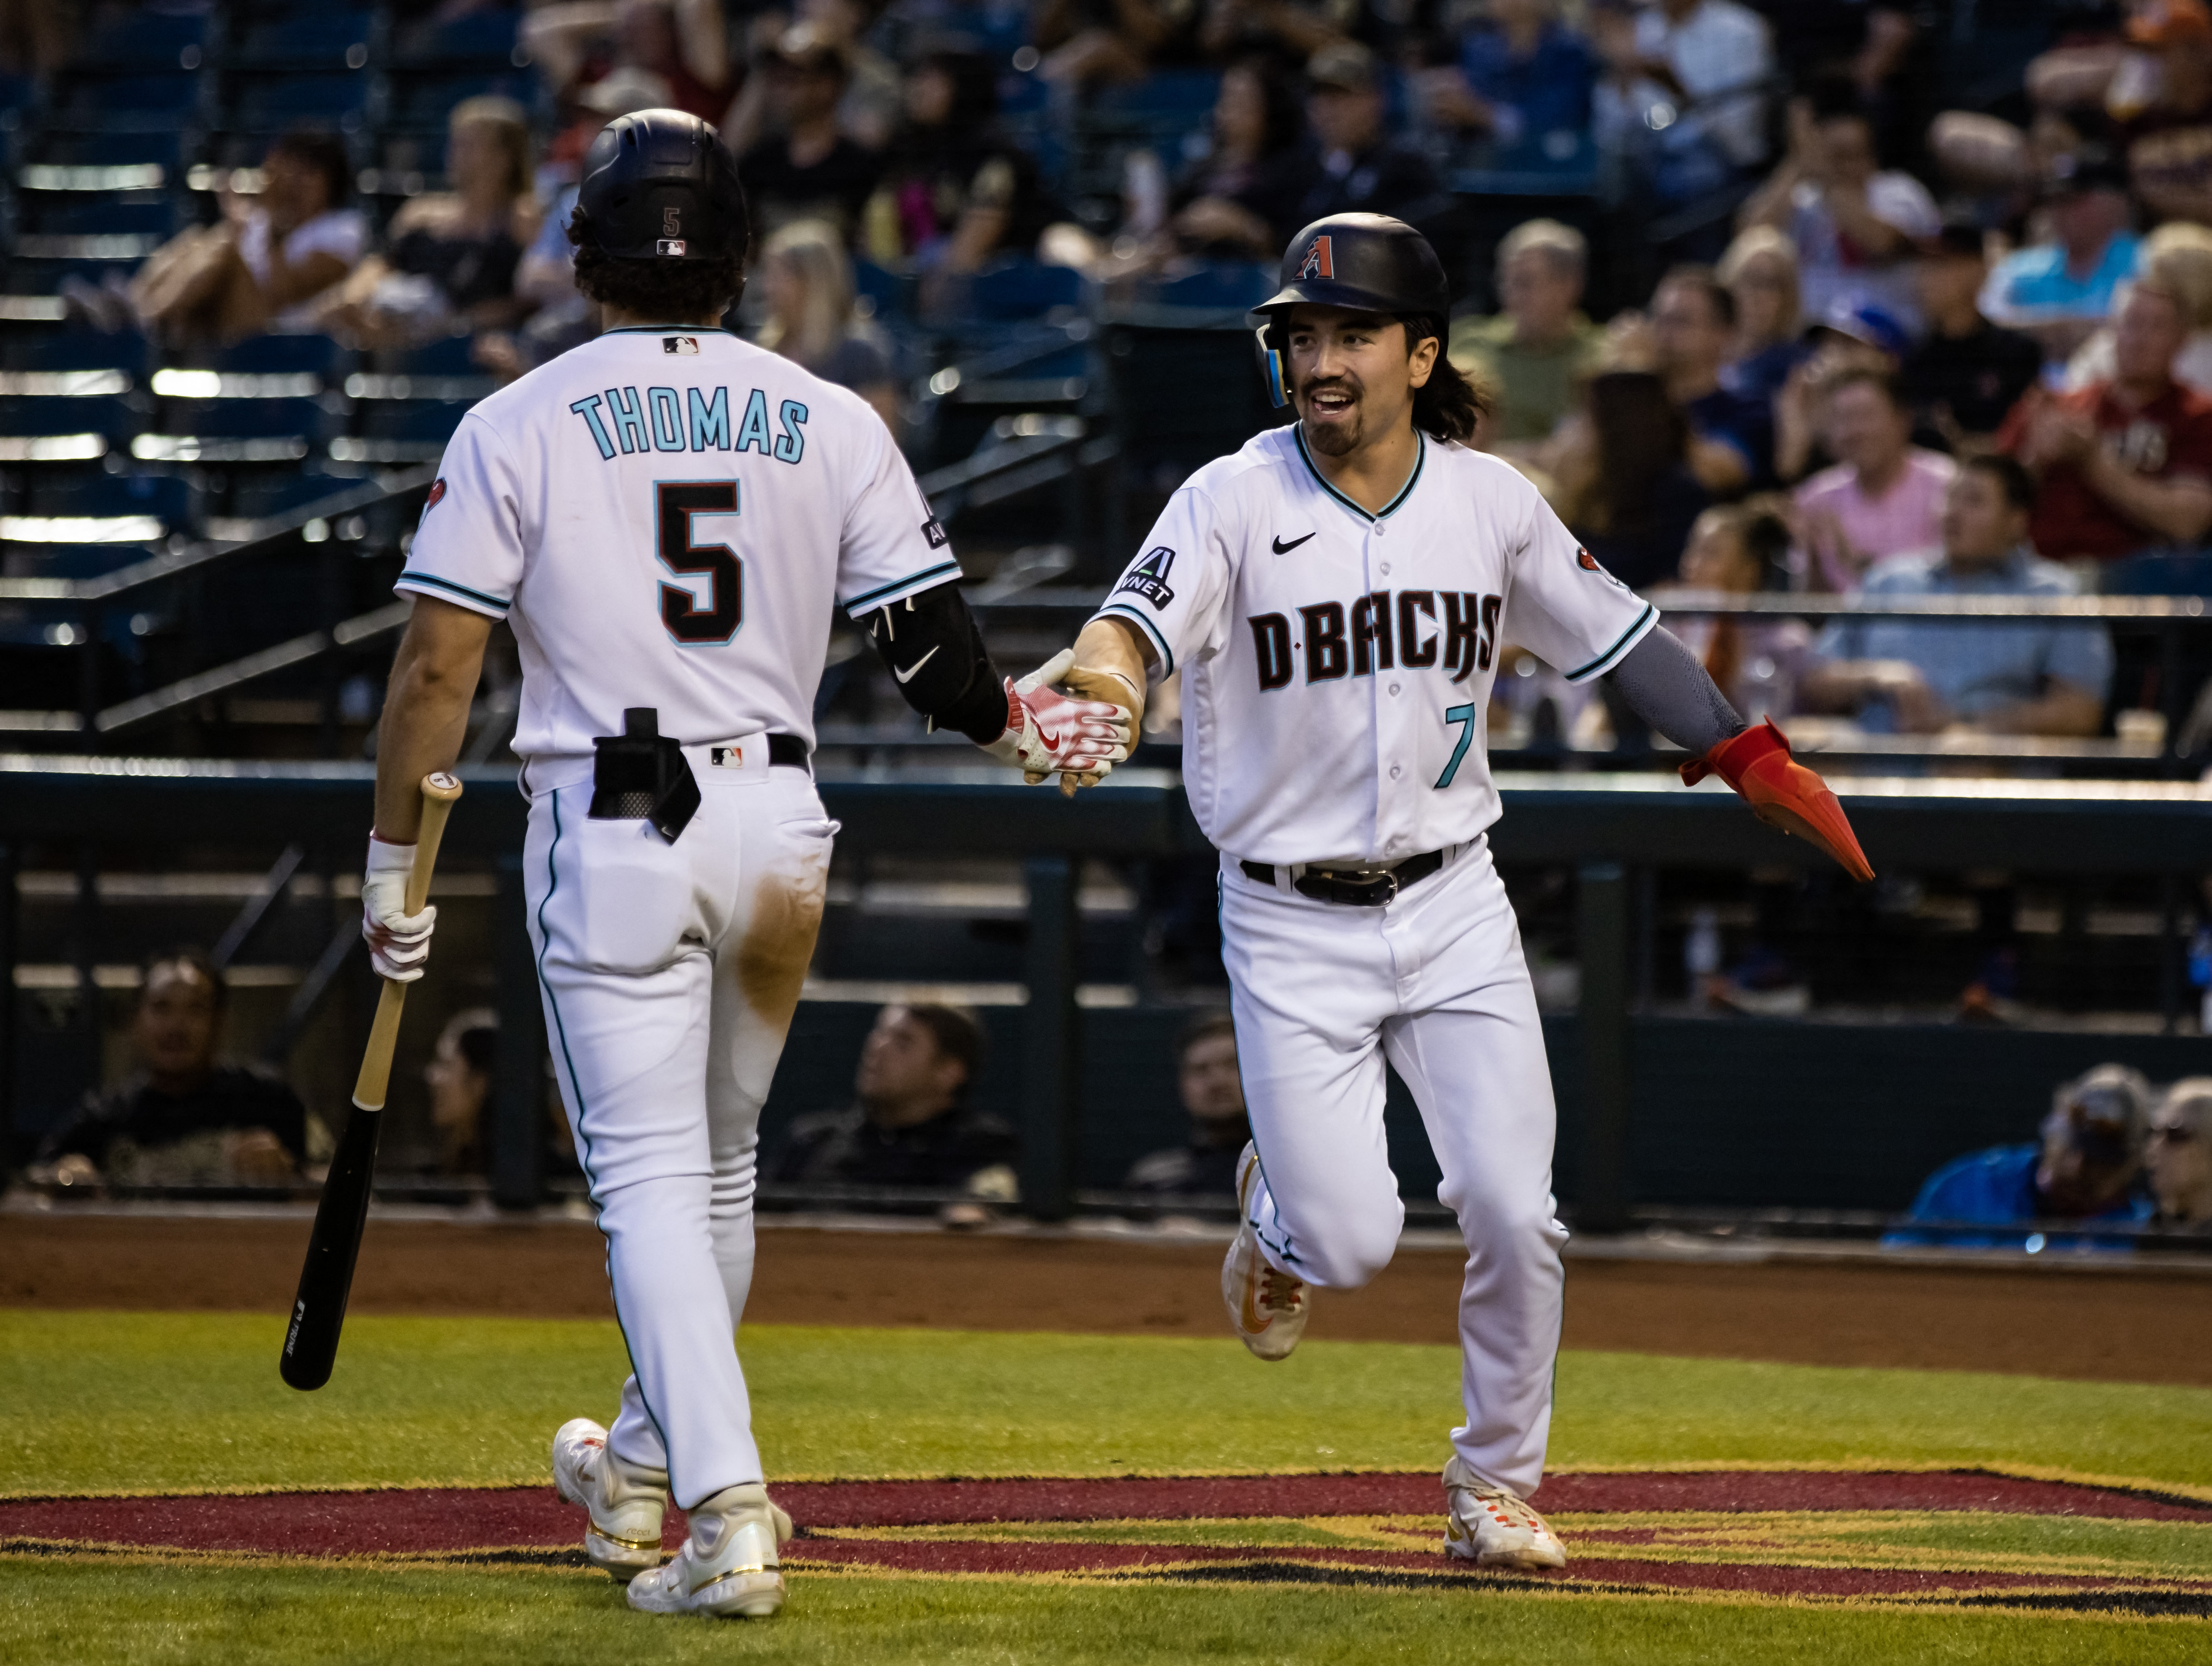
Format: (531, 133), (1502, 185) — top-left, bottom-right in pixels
(4, 757), (2207, 1230)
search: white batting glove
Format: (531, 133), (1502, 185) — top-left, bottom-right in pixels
(977, 650), (1131, 784)
(361, 834), (436, 983)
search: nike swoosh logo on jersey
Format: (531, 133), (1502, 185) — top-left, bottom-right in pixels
(1272, 532), (1316, 554)
(893, 646), (940, 683)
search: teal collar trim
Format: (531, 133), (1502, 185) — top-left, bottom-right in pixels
(602, 324), (735, 335)
(1293, 424), (1425, 524)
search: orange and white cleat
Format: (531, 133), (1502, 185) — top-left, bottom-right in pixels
(1221, 1143), (1309, 1361)
(1443, 1455), (1568, 1569)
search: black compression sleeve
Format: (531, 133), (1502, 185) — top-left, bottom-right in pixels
(860, 580), (1011, 744)
(1605, 626), (1748, 756)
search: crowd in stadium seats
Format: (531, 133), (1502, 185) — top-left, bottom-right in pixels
(20, 2), (2212, 1226)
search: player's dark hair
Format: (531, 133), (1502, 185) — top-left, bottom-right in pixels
(1175, 1009), (1237, 1064)
(898, 1003), (984, 1102)
(1399, 314), (1485, 446)
(569, 204), (746, 322)
(141, 947), (228, 1011)
(1962, 450), (2037, 513)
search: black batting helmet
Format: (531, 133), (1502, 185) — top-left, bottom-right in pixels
(1251, 214), (1450, 406)
(576, 109), (747, 265)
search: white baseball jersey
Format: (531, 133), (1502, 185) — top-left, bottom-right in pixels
(399, 326), (958, 777)
(1090, 425), (1658, 864)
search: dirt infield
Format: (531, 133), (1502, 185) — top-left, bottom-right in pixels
(9, 1470), (2209, 1618)
(5, 1210), (2211, 1385)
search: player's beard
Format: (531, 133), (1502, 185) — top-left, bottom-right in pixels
(1297, 373), (1364, 456)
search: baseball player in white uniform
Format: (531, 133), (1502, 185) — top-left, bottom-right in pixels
(357, 112), (1126, 1620)
(1060, 214), (1873, 1569)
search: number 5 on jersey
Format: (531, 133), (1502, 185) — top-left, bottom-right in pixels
(656, 480), (742, 644)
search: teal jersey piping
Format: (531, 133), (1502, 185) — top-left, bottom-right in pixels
(1095, 600), (1174, 678)
(535, 789), (674, 1463)
(1292, 424), (1425, 523)
(398, 570), (511, 612)
(1563, 603), (1656, 683)
(841, 560), (960, 613)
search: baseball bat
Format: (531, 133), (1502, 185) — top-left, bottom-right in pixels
(280, 771), (464, 1391)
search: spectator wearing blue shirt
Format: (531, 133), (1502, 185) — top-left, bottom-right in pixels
(1420, 0), (1595, 158)
(1650, 264), (1775, 491)
(1982, 148), (2141, 364)
(1799, 453), (2113, 737)
(1885, 1064), (2155, 1249)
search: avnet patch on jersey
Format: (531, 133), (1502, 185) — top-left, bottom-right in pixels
(1115, 546), (1176, 610)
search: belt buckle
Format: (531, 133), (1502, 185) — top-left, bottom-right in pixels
(1302, 865), (1398, 906)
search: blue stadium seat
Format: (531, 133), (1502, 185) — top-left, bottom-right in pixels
(384, 71), (532, 136)
(229, 72), (369, 132)
(133, 396), (326, 464)
(231, 10), (376, 71)
(48, 74), (203, 132)
(2, 329), (150, 373)
(382, 337), (482, 378)
(963, 260), (1088, 322)
(393, 10), (521, 69)
(16, 198), (179, 239)
(23, 470), (191, 525)
(334, 399), (473, 464)
(0, 396), (138, 442)
(854, 262), (918, 324)
(65, 11), (205, 74)
(226, 468), (356, 521)
(1150, 263), (1275, 312)
(198, 335), (350, 381)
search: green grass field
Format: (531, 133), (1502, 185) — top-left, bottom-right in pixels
(7, 1310), (2212, 1663)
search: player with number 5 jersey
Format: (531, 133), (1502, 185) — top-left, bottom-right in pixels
(379, 111), (1126, 1624)
(1062, 214), (1873, 1572)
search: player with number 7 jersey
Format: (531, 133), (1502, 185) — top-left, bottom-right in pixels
(1061, 214), (1871, 1572)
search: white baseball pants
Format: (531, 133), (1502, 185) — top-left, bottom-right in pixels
(525, 756), (833, 1509)
(1221, 838), (1568, 1497)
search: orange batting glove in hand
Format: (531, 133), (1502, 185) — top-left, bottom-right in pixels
(1681, 719), (1875, 883)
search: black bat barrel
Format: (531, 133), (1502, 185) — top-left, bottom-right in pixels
(279, 1102), (384, 1391)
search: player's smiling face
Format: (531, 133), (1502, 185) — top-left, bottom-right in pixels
(1283, 305), (1435, 458)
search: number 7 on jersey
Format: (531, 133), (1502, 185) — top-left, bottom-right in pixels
(1436, 703), (1478, 789)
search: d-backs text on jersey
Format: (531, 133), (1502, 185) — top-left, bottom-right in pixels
(1249, 590), (1502, 690)
(567, 384), (808, 464)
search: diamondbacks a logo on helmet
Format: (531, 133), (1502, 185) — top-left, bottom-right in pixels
(1115, 546), (1177, 610)
(1298, 236), (1334, 280)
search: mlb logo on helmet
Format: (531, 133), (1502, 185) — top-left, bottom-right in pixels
(1298, 236), (1334, 281)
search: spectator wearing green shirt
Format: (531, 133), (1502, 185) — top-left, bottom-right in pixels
(1449, 218), (1604, 451)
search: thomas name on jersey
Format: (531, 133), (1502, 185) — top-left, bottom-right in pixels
(566, 384), (809, 464)
(1245, 589), (1503, 690)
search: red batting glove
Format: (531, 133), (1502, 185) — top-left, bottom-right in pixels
(1682, 719), (1875, 883)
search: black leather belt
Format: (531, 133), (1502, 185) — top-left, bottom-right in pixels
(765, 732), (811, 773)
(1239, 848), (1446, 906)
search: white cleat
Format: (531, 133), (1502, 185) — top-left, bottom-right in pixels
(1442, 1455), (1568, 1570)
(625, 1482), (794, 1619)
(551, 1417), (669, 1582)
(1221, 1142), (1308, 1362)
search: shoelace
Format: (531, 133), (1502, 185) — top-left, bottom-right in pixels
(1469, 1485), (1547, 1535)
(1259, 1268), (1304, 1314)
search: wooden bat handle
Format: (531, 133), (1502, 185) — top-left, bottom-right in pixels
(351, 772), (464, 1112)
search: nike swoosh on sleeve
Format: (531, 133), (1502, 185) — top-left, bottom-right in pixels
(893, 646), (940, 683)
(1272, 532), (1316, 554)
